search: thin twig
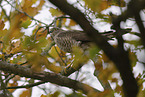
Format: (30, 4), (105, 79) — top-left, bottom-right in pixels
(4, 0), (48, 26)
(0, 4), (10, 21)
(48, 16), (70, 27)
(5, 74), (16, 85)
(6, 81), (47, 89)
(0, 72), (13, 97)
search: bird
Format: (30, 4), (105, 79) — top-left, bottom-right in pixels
(50, 27), (92, 53)
(50, 27), (114, 76)
(50, 27), (114, 53)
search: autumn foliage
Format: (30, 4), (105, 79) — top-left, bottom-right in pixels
(0, 0), (145, 97)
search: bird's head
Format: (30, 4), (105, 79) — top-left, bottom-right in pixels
(50, 27), (63, 37)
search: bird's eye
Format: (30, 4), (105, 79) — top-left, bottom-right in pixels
(49, 30), (52, 33)
(50, 28), (55, 33)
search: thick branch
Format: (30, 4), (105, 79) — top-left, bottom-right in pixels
(0, 61), (100, 95)
(131, 0), (145, 47)
(134, 13), (145, 47)
(111, 1), (144, 95)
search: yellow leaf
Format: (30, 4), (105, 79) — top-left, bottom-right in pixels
(21, 0), (38, 8)
(37, 0), (45, 10)
(48, 91), (60, 97)
(21, 0), (45, 17)
(94, 59), (103, 71)
(49, 8), (64, 17)
(69, 19), (77, 26)
(25, 53), (49, 72)
(101, 53), (110, 63)
(8, 28), (23, 40)
(10, 40), (22, 54)
(55, 19), (60, 27)
(83, 0), (102, 12)
(129, 51), (137, 66)
(41, 94), (47, 97)
(95, 89), (114, 97)
(62, 18), (67, 25)
(24, 7), (38, 17)
(115, 85), (123, 93)
(99, 1), (110, 11)
(45, 63), (62, 73)
(111, 78), (118, 83)
(24, 51), (62, 72)
(3, 13), (24, 45)
(0, 29), (8, 38)
(33, 27), (47, 40)
(8, 81), (18, 93)
(83, 0), (110, 12)
(49, 46), (61, 60)
(19, 89), (31, 97)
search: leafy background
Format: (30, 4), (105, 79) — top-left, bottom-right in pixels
(0, 0), (145, 97)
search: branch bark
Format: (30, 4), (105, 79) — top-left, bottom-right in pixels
(0, 61), (100, 95)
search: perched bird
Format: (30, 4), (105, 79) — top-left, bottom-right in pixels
(50, 27), (114, 53)
(50, 27), (92, 53)
(50, 27), (114, 76)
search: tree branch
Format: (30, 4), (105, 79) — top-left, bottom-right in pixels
(0, 61), (101, 95)
(0, 73), (13, 97)
(131, 1), (145, 48)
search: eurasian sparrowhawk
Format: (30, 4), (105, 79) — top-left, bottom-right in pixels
(50, 27), (92, 53)
(50, 27), (114, 76)
(50, 27), (113, 53)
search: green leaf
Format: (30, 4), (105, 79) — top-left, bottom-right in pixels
(21, 19), (32, 29)
(89, 45), (100, 60)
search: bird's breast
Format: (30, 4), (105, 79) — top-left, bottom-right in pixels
(54, 36), (80, 52)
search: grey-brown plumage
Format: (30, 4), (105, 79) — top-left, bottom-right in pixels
(50, 27), (92, 53)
